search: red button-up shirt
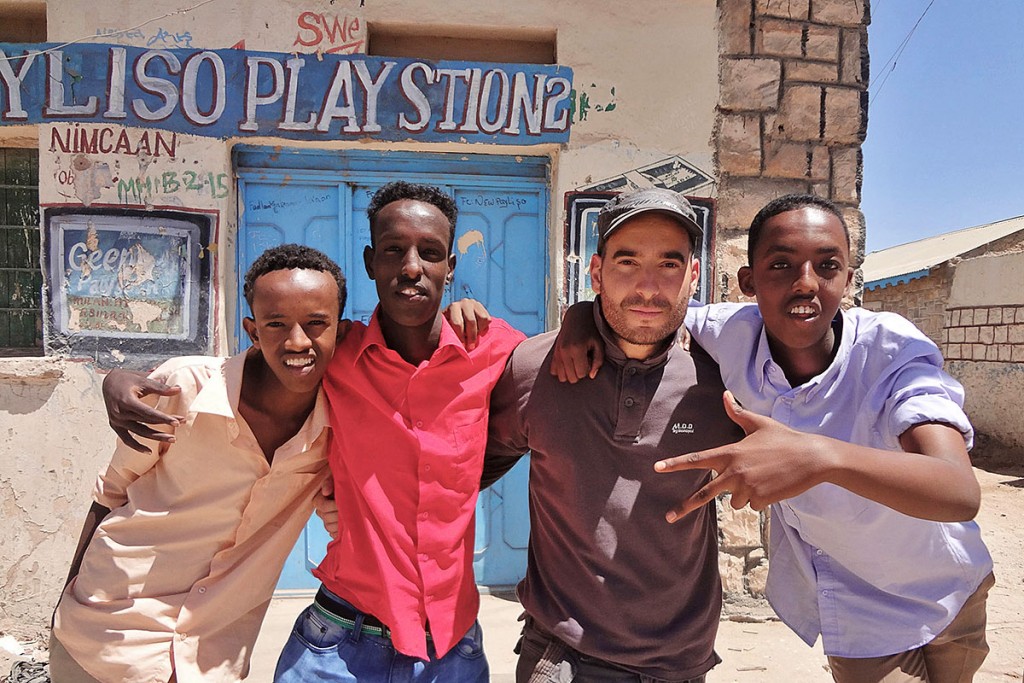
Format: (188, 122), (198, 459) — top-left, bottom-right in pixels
(316, 308), (524, 658)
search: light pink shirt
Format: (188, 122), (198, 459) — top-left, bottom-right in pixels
(54, 352), (330, 683)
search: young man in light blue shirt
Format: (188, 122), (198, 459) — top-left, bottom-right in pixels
(554, 193), (994, 682)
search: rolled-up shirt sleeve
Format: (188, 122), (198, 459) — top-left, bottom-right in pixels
(884, 352), (973, 449)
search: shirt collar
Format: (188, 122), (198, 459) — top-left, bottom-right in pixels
(355, 305), (471, 363)
(188, 351), (244, 420)
(188, 349), (330, 438)
(593, 296), (681, 370)
(804, 310), (851, 400)
(755, 309), (850, 398)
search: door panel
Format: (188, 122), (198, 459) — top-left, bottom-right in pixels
(235, 150), (548, 591)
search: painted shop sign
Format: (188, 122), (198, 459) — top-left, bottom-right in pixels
(0, 42), (573, 144)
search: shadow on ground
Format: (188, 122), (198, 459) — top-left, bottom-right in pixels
(971, 435), (1024, 485)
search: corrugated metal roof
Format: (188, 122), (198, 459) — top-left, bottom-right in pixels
(862, 215), (1024, 288)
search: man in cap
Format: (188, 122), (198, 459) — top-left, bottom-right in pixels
(482, 188), (743, 682)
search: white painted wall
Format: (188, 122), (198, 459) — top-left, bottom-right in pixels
(949, 252), (1024, 308)
(948, 251), (1024, 453)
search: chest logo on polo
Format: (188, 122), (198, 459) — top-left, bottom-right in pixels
(671, 422), (694, 434)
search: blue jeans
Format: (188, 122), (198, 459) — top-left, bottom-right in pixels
(273, 593), (489, 683)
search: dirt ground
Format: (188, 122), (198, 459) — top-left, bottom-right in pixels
(3, 461), (1023, 681)
(969, 457), (1024, 681)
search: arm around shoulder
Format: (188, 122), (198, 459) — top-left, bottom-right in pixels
(481, 344), (534, 488)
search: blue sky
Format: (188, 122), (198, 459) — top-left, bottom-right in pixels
(862, 1), (1024, 252)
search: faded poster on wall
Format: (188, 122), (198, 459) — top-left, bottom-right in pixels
(43, 208), (213, 367)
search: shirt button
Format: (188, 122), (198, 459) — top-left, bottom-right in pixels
(179, 632), (188, 640)
(815, 549), (823, 556)
(416, 421), (424, 428)
(624, 397), (635, 407)
(198, 586), (207, 594)
(821, 589), (830, 597)
(628, 367), (637, 375)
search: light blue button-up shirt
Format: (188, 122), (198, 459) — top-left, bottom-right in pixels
(686, 302), (993, 657)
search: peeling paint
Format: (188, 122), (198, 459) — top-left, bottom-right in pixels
(456, 229), (485, 256)
(70, 155), (114, 206)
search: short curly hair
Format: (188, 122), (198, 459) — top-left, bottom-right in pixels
(243, 244), (347, 316)
(367, 181), (458, 252)
(747, 194), (849, 265)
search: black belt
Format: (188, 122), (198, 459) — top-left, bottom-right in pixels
(313, 587), (431, 640)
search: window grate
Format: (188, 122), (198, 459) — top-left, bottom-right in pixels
(0, 148), (43, 356)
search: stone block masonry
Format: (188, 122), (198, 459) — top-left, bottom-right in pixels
(715, 0), (869, 301)
(944, 305), (1024, 363)
(713, 0), (870, 603)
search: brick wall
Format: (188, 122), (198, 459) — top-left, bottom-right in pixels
(862, 264), (954, 347)
(715, 0), (870, 301)
(943, 305), (1024, 363)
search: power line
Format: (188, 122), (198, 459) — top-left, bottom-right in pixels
(869, 0), (937, 105)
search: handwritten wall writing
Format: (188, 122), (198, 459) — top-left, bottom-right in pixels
(117, 170), (230, 203)
(293, 12), (365, 54)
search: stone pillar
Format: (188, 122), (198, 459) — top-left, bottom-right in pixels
(712, 0), (871, 604)
(715, 0), (869, 301)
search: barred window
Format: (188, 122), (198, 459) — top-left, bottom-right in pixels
(0, 148), (42, 356)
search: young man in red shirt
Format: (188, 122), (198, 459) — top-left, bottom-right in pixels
(101, 182), (524, 682)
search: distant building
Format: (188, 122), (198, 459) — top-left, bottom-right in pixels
(863, 215), (1024, 460)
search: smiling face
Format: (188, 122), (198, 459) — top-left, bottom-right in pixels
(738, 205), (854, 381)
(590, 213), (699, 359)
(242, 268), (341, 399)
(363, 198), (456, 333)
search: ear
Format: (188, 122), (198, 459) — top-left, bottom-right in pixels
(363, 245), (375, 280)
(589, 252), (604, 294)
(446, 253), (457, 283)
(737, 265), (756, 297)
(242, 316), (260, 349)
(687, 258), (701, 298)
(844, 265), (854, 292)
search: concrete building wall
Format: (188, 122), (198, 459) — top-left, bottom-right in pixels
(1, 0), (870, 645)
(864, 233), (1024, 464)
(945, 250), (1024, 456)
(714, 0), (869, 302)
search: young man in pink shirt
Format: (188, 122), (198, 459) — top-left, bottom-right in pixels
(52, 245), (346, 683)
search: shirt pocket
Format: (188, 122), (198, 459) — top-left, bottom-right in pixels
(449, 418), (488, 491)
(453, 418), (488, 463)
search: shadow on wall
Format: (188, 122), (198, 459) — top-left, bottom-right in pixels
(0, 366), (64, 415)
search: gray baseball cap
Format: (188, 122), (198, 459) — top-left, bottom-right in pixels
(596, 188), (703, 249)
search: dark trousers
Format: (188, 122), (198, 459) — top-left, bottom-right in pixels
(515, 616), (708, 683)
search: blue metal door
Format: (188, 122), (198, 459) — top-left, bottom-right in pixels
(235, 149), (547, 591)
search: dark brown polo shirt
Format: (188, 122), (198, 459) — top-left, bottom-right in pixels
(484, 304), (743, 681)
